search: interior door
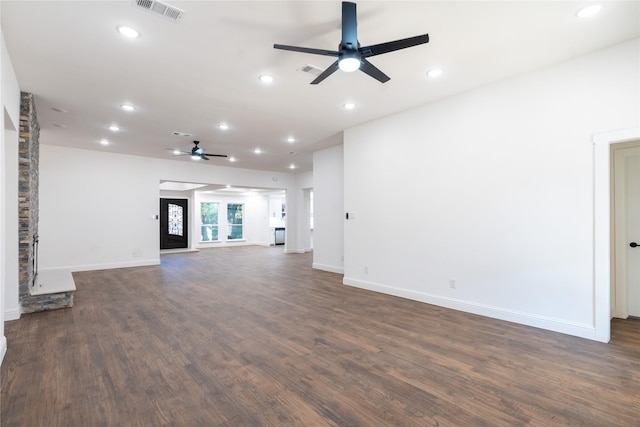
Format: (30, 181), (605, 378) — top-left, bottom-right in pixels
(160, 198), (188, 249)
(614, 145), (640, 317)
(623, 147), (640, 316)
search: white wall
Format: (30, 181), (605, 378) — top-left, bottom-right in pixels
(294, 171), (313, 253)
(3, 125), (18, 321)
(38, 145), (299, 272)
(312, 143), (344, 273)
(2, 25), (21, 363)
(342, 39), (640, 342)
(193, 192), (270, 248)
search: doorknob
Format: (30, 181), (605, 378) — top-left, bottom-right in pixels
(631, 242), (639, 248)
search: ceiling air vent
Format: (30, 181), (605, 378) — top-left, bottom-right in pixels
(172, 131), (192, 137)
(298, 64), (323, 77)
(131, 0), (184, 23)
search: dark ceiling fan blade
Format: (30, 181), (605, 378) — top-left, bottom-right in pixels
(310, 60), (340, 85)
(273, 44), (339, 57)
(200, 154), (210, 161)
(360, 34), (429, 58)
(204, 154), (228, 158)
(341, 2), (358, 50)
(359, 58), (390, 83)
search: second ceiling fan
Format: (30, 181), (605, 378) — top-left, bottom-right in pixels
(274, 1), (429, 84)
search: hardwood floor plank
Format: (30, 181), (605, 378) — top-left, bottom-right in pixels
(2, 246), (640, 426)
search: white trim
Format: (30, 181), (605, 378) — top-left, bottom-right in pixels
(312, 263), (344, 274)
(344, 277), (597, 340)
(160, 248), (199, 254)
(46, 258), (160, 272)
(0, 336), (6, 365)
(284, 248), (306, 254)
(593, 127), (640, 343)
(4, 305), (21, 321)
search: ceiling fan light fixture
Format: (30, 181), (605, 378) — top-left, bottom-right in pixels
(191, 154), (201, 160)
(338, 55), (361, 72)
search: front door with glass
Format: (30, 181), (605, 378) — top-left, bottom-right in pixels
(160, 198), (188, 249)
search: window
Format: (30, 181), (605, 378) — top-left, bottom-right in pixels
(227, 203), (244, 240)
(200, 202), (219, 241)
(168, 203), (184, 236)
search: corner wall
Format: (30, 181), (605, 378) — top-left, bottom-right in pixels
(342, 39), (640, 341)
(312, 143), (344, 273)
(2, 23), (22, 359)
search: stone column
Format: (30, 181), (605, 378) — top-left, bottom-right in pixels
(18, 92), (40, 309)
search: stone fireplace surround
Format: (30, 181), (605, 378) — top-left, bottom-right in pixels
(19, 92), (74, 313)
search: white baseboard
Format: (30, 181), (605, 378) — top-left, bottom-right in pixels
(0, 335), (7, 365)
(312, 263), (344, 274)
(43, 258), (160, 272)
(343, 276), (598, 341)
(284, 248), (306, 254)
(4, 305), (21, 321)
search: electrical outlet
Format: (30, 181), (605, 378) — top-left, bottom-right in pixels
(449, 279), (456, 289)
(364, 266), (369, 274)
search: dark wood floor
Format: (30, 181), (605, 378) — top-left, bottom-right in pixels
(2, 246), (639, 426)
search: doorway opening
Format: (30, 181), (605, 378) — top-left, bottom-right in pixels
(611, 140), (640, 319)
(593, 127), (640, 343)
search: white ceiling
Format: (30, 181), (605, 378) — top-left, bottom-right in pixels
(2, 1), (638, 173)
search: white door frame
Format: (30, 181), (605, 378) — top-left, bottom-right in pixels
(612, 143), (640, 318)
(593, 127), (640, 343)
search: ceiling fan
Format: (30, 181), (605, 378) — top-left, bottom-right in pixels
(274, 1), (429, 84)
(174, 141), (228, 161)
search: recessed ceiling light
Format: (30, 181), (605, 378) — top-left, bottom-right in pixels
(121, 104), (135, 112)
(287, 136), (295, 143)
(108, 125), (120, 132)
(289, 164), (296, 170)
(343, 102), (355, 110)
(229, 157), (236, 162)
(117, 26), (140, 38)
(173, 149), (181, 155)
(218, 123), (229, 130)
(254, 148), (262, 154)
(226, 185), (231, 188)
(427, 68), (443, 78)
(51, 107), (68, 113)
(100, 139), (109, 146)
(576, 4), (601, 18)
(259, 75), (274, 84)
